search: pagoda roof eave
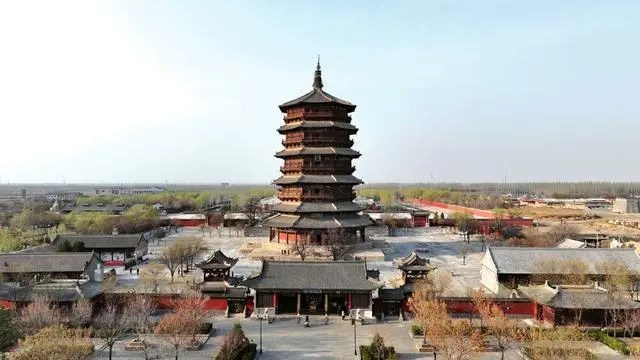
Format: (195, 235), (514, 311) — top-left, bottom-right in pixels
(278, 88), (356, 112)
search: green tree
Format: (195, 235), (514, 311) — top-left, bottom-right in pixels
(0, 309), (19, 352)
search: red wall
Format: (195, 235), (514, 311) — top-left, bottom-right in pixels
(0, 299), (14, 309)
(171, 219), (206, 227)
(203, 298), (228, 310)
(409, 199), (505, 219)
(413, 215), (428, 227)
(245, 296), (254, 317)
(443, 298), (534, 316)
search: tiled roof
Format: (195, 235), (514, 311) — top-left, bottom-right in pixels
(519, 284), (640, 310)
(393, 251), (436, 271)
(263, 213), (372, 229)
(486, 247), (640, 275)
(197, 250), (238, 270)
(0, 252), (97, 274)
(275, 147), (361, 158)
(273, 175), (362, 185)
(243, 261), (380, 291)
(53, 234), (144, 249)
(0, 281), (103, 302)
(270, 201), (363, 213)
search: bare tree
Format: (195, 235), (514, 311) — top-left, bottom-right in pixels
(291, 241), (309, 261)
(141, 262), (165, 293)
(483, 303), (522, 360)
(458, 243), (471, 266)
(155, 312), (189, 360)
(381, 215), (398, 236)
(19, 295), (64, 335)
(68, 298), (93, 328)
(598, 260), (636, 335)
(160, 245), (181, 283)
(128, 296), (157, 339)
(241, 196), (261, 227)
(547, 223), (580, 244)
(93, 303), (131, 360)
(324, 229), (354, 261)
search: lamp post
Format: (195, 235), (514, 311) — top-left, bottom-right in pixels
(258, 314), (264, 354)
(351, 317), (357, 356)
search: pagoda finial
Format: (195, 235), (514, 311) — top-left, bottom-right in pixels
(313, 55), (323, 89)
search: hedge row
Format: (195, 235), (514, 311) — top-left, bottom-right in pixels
(587, 330), (630, 355)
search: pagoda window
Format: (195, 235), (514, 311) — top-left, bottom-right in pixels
(314, 154), (322, 162)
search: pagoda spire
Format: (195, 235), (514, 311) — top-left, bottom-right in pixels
(313, 55), (323, 89)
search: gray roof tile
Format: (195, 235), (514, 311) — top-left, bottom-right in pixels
(487, 247), (640, 275)
(0, 252), (97, 274)
(243, 261), (380, 291)
(53, 234), (144, 249)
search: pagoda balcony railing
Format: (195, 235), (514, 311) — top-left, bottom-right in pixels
(282, 136), (353, 147)
(284, 112), (352, 121)
(280, 165), (356, 174)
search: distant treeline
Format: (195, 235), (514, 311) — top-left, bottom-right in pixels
(358, 182), (640, 199)
(73, 187), (276, 211)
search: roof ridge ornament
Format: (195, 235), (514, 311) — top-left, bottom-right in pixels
(313, 55), (323, 89)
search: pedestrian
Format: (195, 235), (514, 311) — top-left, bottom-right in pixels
(304, 315), (310, 327)
(129, 267), (132, 274)
(341, 309), (345, 320)
(136, 268), (139, 275)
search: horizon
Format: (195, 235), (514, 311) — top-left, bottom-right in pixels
(1, 1), (639, 183)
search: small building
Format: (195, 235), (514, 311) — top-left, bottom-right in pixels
(197, 250), (238, 283)
(566, 234), (608, 248)
(52, 234), (148, 266)
(367, 212), (414, 227)
(223, 212), (250, 228)
(165, 213), (207, 227)
(613, 197), (640, 214)
(196, 250), (247, 314)
(0, 252), (104, 308)
(393, 251), (436, 285)
(481, 247), (640, 294)
(243, 261), (380, 315)
(519, 283), (640, 326)
(59, 203), (126, 215)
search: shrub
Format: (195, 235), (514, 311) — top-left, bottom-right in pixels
(411, 325), (424, 336)
(199, 322), (213, 334)
(124, 259), (137, 269)
(0, 309), (19, 352)
(13, 325), (93, 360)
(359, 333), (398, 360)
(216, 323), (249, 360)
(588, 330), (629, 355)
(524, 346), (597, 360)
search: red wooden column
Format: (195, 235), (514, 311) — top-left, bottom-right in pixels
(273, 292), (277, 310)
(348, 293), (352, 310)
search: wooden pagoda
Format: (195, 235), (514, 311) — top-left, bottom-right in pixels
(265, 60), (372, 245)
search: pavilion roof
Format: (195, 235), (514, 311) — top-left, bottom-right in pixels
(279, 61), (355, 112)
(393, 251), (436, 271)
(196, 250), (238, 270)
(0, 252), (99, 275)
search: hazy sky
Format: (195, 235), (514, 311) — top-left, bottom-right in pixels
(1, 1), (639, 184)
